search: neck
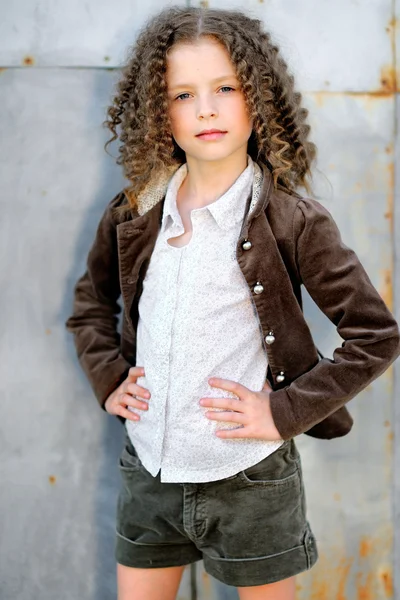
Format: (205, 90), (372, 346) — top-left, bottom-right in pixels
(178, 150), (249, 211)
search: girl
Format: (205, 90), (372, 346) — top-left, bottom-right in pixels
(66, 6), (400, 600)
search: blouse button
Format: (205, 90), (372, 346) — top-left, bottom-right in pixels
(242, 239), (252, 251)
(253, 282), (264, 294)
(127, 277), (135, 285)
(276, 371), (285, 383)
(265, 332), (275, 345)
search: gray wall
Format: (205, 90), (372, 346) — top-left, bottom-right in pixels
(0, 0), (399, 598)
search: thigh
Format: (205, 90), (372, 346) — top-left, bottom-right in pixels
(117, 563), (185, 600)
(237, 575), (296, 600)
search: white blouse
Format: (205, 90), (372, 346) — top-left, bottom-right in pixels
(126, 154), (283, 483)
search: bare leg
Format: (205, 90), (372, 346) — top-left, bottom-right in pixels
(117, 563), (186, 600)
(237, 575), (296, 600)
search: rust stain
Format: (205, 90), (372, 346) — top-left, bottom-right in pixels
(384, 420), (390, 427)
(45, 328), (51, 335)
(359, 537), (372, 558)
(201, 569), (210, 592)
(385, 162), (394, 231)
(199, 0), (209, 6)
(386, 428), (394, 460)
(357, 571), (373, 600)
(0, 67), (7, 74)
(313, 92), (327, 108)
(380, 269), (393, 312)
(333, 493), (341, 502)
(311, 580), (329, 600)
(379, 567), (393, 597)
(337, 557), (353, 600)
(379, 65), (397, 93)
(22, 55), (35, 66)
(48, 475), (56, 484)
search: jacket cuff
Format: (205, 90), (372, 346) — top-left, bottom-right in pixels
(269, 388), (298, 440)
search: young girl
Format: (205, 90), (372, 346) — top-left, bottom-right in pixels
(66, 6), (400, 600)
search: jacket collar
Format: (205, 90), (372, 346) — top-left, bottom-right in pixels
(160, 154), (257, 233)
(135, 157), (271, 225)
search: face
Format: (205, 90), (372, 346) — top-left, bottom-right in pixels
(166, 37), (253, 164)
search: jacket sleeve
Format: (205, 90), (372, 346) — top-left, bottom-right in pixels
(269, 197), (400, 440)
(65, 192), (132, 409)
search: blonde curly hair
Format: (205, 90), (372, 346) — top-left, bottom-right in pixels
(103, 5), (316, 211)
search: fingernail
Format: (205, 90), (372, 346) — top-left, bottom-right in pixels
(209, 379), (215, 385)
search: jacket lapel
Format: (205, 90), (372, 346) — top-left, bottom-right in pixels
(116, 202), (163, 333)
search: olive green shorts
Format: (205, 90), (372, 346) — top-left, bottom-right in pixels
(115, 432), (318, 587)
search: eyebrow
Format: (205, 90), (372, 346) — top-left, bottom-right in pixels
(168, 75), (237, 92)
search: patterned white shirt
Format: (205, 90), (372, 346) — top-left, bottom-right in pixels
(126, 154), (284, 482)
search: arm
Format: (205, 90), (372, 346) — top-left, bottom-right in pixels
(65, 192), (132, 409)
(269, 197), (400, 440)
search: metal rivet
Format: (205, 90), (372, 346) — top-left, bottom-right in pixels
(242, 239), (252, 251)
(265, 332), (275, 345)
(276, 371), (285, 383)
(253, 282), (264, 294)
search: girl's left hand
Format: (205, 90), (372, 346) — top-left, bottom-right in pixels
(199, 378), (282, 441)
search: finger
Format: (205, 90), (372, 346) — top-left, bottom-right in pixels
(200, 397), (243, 411)
(205, 411), (246, 424)
(125, 382), (151, 399)
(116, 404), (140, 421)
(120, 393), (149, 411)
(208, 377), (249, 398)
(127, 366), (145, 382)
(215, 426), (250, 439)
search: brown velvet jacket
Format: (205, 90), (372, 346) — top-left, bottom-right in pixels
(66, 162), (400, 441)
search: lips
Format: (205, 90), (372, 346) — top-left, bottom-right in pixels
(196, 129), (226, 136)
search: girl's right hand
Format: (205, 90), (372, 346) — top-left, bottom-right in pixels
(104, 366), (150, 422)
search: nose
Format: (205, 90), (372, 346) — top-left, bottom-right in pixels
(196, 94), (218, 120)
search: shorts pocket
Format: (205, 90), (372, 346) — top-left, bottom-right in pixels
(237, 439), (300, 486)
(118, 435), (142, 472)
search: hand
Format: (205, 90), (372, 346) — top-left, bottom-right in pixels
(199, 378), (282, 441)
(104, 366), (150, 422)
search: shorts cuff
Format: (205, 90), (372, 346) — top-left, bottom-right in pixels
(115, 530), (203, 569)
(203, 527), (318, 587)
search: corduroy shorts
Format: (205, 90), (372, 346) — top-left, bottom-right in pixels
(115, 431), (318, 587)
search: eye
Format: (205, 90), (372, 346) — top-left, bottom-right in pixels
(175, 93), (191, 101)
(174, 86), (235, 101)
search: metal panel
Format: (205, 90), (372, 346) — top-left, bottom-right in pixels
(191, 0), (394, 92)
(0, 0), (186, 67)
(0, 0), (398, 599)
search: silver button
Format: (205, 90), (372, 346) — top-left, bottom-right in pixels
(265, 332), (275, 345)
(253, 282), (264, 294)
(276, 371), (285, 383)
(242, 240), (252, 251)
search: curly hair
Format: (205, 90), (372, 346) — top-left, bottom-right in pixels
(103, 5), (317, 211)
